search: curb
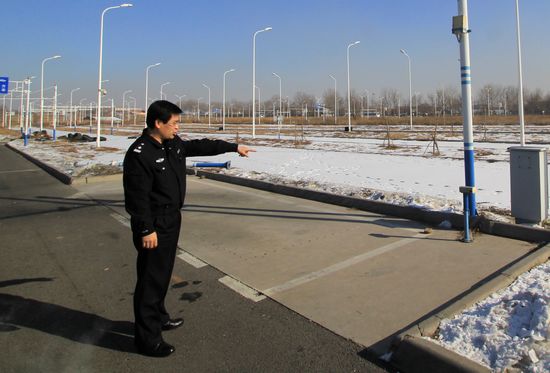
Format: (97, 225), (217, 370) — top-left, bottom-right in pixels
(189, 169), (550, 243)
(389, 243), (550, 373)
(5, 142), (73, 185)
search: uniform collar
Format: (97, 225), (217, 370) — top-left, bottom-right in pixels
(142, 128), (165, 149)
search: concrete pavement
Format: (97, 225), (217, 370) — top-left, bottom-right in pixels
(75, 170), (537, 358)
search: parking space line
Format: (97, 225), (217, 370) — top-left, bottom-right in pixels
(110, 213), (131, 228)
(262, 233), (426, 296)
(219, 275), (266, 302)
(177, 250), (208, 268)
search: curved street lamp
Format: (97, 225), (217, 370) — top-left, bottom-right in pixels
(347, 41), (360, 132)
(329, 74), (337, 124)
(40, 55), (61, 131)
(222, 68), (235, 131)
(400, 49), (413, 129)
(202, 83), (211, 127)
(144, 62), (161, 127)
(252, 26), (272, 138)
(160, 82), (170, 100)
(96, 3), (133, 147)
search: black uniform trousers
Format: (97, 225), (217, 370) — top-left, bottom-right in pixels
(131, 210), (182, 348)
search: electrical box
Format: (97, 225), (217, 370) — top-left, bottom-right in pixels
(509, 146), (549, 224)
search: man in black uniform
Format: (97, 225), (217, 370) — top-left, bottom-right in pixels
(123, 100), (254, 357)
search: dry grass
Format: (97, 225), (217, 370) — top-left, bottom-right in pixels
(208, 114), (550, 127)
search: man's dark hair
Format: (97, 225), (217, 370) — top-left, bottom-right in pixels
(146, 100), (182, 129)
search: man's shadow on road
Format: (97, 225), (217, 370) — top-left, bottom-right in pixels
(0, 278), (135, 353)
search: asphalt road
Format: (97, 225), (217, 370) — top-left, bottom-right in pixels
(0, 144), (391, 373)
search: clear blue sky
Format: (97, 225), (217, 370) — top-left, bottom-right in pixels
(3, 0), (549, 107)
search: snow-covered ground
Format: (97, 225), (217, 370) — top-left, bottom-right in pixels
(7, 128), (550, 370)
(430, 261), (549, 373)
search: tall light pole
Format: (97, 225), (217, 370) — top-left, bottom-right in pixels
(70, 88), (80, 128)
(252, 26), (272, 138)
(144, 62), (161, 127)
(400, 49), (413, 129)
(97, 3), (133, 147)
(514, 0), (525, 145)
(272, 72), (282, 122)
(346, 40), (360, 132)
(129, 96), (137, 125)
(202, 83), (211, 128)
(79, 98), (87, 124)
(197, 97), (203, 122)
(160, 82), (170, 100)
(486, 87), (491, 117)
(223, 68), (235, 131)
(329, 74), (337, 124)
(122, 89), (132, 125)
(40, 55), (61, 131)
(175, 94), (186, 108)
(23, 77), (34, 145)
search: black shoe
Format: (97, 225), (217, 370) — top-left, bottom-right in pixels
(162, 318), (184, 331)
(136, 341), (175, 357)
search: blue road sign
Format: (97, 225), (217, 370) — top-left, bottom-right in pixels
(0, 77), (8, 94)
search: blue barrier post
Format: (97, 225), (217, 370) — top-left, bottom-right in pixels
(191, 161), (231, 169)
(459, 186), (476, 243)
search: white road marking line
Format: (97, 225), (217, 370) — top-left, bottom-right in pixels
(262, 233), (426, 296)
(0, 169), (40, 174)
(110, 213), (131, 228)
(218, 275), (266, 302)
(177, 251), (208, 268)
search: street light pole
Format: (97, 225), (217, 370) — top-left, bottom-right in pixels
(514, 0), (525, 145)
(223, 68), (235, 131)
(329, 75), (337, 124)
(272, 72), (282, 121)
(347, 40), (360, 132)
(252, 26), (272, 138)
(70, 87), (80, 128)
(400, 49), (413, 129)
(144, 62), (161, 127)
(160, 82), (170, 100)
(202, 83), (211, 128)
(97, 3), (133, 147)
(40, 55), (61, 131)
(197, 97), (203, 122)
(122, 89), (132, 125)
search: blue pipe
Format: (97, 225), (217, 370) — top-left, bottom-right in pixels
(191, 161), (231, 169)
(464, 148), (477, 215)
(463, 193), (471, 243)
(53, 129), (57, 141)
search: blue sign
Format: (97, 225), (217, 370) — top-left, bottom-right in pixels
(0, 77), (8, 94)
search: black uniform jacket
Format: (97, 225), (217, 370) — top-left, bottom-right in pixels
(123, 130), (238, 236)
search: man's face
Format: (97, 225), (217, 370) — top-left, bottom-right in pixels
(155, 114), (180, 141)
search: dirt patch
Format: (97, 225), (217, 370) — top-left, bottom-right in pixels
(94, 146), (119, 153)
(75, 164), (122, 177)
